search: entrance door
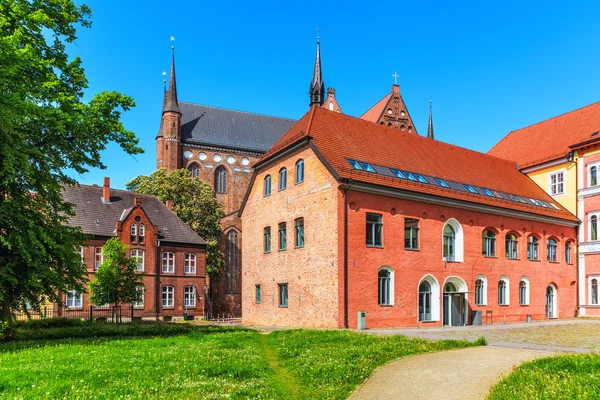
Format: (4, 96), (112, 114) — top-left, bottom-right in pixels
(451, 295), (464, 326)
(443, 282), (466, 326)
(546, 286), (556, 319)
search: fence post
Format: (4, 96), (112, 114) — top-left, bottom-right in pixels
(89, 305), (93, 322)
(130, 304), (134, 322)
(43, 306), (47, 318)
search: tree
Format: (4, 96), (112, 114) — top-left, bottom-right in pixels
(0, 1), (143, 327)
(88, 238), (144, 316)
(126, 169), (225, 278)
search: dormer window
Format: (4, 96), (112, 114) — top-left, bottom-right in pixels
(139, 224), (145, 244)
(130, 223), (137, 244)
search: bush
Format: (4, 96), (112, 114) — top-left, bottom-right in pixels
(0, 321), (8, 341)
(14, 317), (90, 330)
(474, 336), (487, 346)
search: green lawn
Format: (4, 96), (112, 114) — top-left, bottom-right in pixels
(0, 321), (476, 399)
(488, 354), (600, 399)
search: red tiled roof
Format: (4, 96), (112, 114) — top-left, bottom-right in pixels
(359, 92), (390, 122)
(257, 107), (577, 222)
(488, 101), (600, 168)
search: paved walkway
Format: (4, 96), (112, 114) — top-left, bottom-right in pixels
(349, 346), (550, 400)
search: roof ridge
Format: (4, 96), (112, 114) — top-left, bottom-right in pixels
(75, 183), (161, 199)
(359, 92), (391, 119)
(506, 100), (600, 135)
(179, 101), (295, 121)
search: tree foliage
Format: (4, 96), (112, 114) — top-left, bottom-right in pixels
(126, 169), (225, 277)
(88, 238), (144, 309)
(0, 1), (142, 325)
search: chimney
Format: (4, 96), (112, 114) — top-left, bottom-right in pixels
(165, 200), (173, 210)
(102, 177), (111, 204)
(392, 84), (400, 94)
(134, 197), (142, 207)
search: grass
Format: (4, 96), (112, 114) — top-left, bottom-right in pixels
(488, 354), (600, 399)
(0, 322), (477, 399)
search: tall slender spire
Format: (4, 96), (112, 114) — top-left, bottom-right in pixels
(309, 31), (325, 107)
(163, 45), (180, 114)
(427, 100), (434, 140)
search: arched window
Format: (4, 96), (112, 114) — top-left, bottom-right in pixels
(138, 224), (145, 244)
(279, 168), (287, 190)
(482, 229), (496, 257)
(592, 279), (598, 305)
(295, 159), (305, 184)
(189, 164), (200, 178)
(475, 275), (487, 306)
(547, 238), (557, 262)
(592, 166), (598, 186)
(378, 267), (393, 306)
(527, 236), (539, 260)
(506, 233), (518, 259)
(130, 223), (137, 243)
(498, 276), (509, 305)
(419, 281), (432, 321)
(225, 230), (240, 292)
(566, 241), (572, 264)
(443, 225), (456, 261)
(592, 215), (598, 241)
(215, 166), (227, 193)
(264, 175), (271, 196)
(546, 285), (557, 318)
(329, 101), (334, 111)
(519, 277), (529, 305)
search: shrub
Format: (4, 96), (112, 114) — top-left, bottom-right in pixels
(474, 336), (487, 346)
(0, 321), (8, 341)
(14, 317), (90, 330)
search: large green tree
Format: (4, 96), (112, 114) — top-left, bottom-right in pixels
(88, 238), (144, 313)
(126, 169), (224, 278)
(0, 1), (142, 326)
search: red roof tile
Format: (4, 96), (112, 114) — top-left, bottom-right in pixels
(258, 107), (577, 222)
(488, 101), (600, 168)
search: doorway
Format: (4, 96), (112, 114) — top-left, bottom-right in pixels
(546, 285), (557, 319)
(443, 282), (466, 326)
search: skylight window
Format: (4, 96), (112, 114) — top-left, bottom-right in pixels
(435, 178), (449, 188)
(390, 169), (405, 179)
(482, 188), (494, 197)
(414, 174), (427, 184)
(465, 185), (477, 194)
(347, 159), (363, 170)
(492, 191), (504, 198)
(405, 172), (417, 181)
(359, 162), (376, 173)
(549, 203), (560, 210)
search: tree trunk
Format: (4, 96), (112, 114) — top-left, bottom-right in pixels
(1, 298), (15, 341)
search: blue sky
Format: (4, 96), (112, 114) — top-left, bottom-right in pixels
(70, 0), (600, 189)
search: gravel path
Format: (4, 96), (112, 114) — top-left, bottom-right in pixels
(349, 346), (549, 400)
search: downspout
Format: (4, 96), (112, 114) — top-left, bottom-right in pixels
(155, 240), (161, 321)
(341, 179), (353, 329)
(573, 151), (580, 316)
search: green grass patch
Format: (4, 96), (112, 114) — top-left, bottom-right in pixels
(269, 329), (477, 399)
(488, 353), (600, 399)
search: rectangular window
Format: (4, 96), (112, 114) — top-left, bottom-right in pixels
(162, 252), (175, 273)
(94, 247), (103, 270)
(404, 218), (419, 250)
(278, 223), (286, 251)
(550, 172), (564, 195)
(65, 290), (82, 308)
(475, 280), (485, 306)
(184, 253), (196, 274)
(366, 213), (383, 247)
(133, 286), (144, 308)
(519, 283), (527, 306)
(255, 285), (261, 304)
(264, 227), (271, 253)
(79, 246), (85, 262)
(130, 249), (145, 272)
(295, 218), (304, 248)
(278, 284), (288, 308)
(184, 286), (196, 307)
(296, 160), (304, 183)
(162, 286), (174, 307)
(566, 242), (572, 264)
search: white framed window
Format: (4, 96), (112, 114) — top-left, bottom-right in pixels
(589, 163), (600, 187)
(548, 170), (565, 195)
(547, 238), (558, 262)
(162, 252), (175, 273)
(378, 267), (394, 306)
(519, 277), (530, 306)
(94, 247), (103, 270)
(162, 286), (174, 307)
(527, 235), (539, 260)
(79, 246), (85, 262)
(184, 253), (197, 274)
(65, 290), (82, 308)
(589, 213), (600, 241)
(475, 274), (487, 306)
(418, 275), (440, 322)
(590, 278), (599, 305)
(139, 224), (145, 244)
(498, 276), (510, 305)
(130, 249), (145, 272)
(133, 286), (144, 308)
(184, 286), (196, 307)
(442, 218), (464, 262)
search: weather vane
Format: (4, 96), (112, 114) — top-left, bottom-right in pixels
(316, 27), (320, 41)
(392, 72), (399, 85)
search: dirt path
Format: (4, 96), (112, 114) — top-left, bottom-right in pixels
(258, 334), (301, 399)
(349, 346), (549, 400)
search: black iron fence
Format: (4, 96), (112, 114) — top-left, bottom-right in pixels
(13, 306), (139, 323)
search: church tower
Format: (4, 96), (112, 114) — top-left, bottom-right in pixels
(309, 35), (325, 107)
(156, 46), (182, 171)
(427, 100), (434, 140)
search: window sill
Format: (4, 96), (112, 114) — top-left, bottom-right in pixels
(162, 306), (174, 309)
(499, 304), (510, 307)
(184, 273), (197, 276)
(278, 249), (286, 252)
(405, 248), (420, 252)
(184, 306), (197, 310)
(295, 181), (304, 185)
(483, 256), (498, 259)
(264, 251), (271, 254)
(367, 245), (384, 249)
(528, 259), (541, 262)
(418, 319), (438, 323)
(519, 304), (530, 307)
(548, 261), (560, 264)
(162, 271), (175, 274)
(378, 304), (394, 307)
(507, 258), (520, 261)
(295, 245), (305, 249)
(278, 188), (286, 192)
(263, 194), (271, 198)
(278, 305), (288, 308)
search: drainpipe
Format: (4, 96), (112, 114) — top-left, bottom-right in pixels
(341, 179), (353, 329)
(155, 240), (161, 321)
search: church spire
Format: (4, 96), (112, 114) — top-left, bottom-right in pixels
(309, 31), (325, 107)
(427, 100), (434, 140)
(163, 45), (180, 114)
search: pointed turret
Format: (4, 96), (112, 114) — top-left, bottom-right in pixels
(309, 35), (325, 107)
(427, 100), (434, 140)
(163, 46), (180, 114)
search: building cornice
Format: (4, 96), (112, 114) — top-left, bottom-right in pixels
(521, 157), (570, 173)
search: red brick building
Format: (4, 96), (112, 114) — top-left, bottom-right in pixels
(59, 178), (207, 318)
(240, 107), (579, 329)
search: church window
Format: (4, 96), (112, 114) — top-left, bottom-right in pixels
(404, 218), (419, 250)
(418, 281), (432, 321)
(183, 150), (193, 159)
(549, 171), (564, 195)
(198, 152), (207, 161)
(189, 164), (200, 178)
(387, 123), (393, 127)
(482, 229), (496, 257)
(264, 227), (271, 253)
(366, 213), (383, 247)
(527, 236), (539, 261)
(407, 126), (413, 133)
(264, 175), (271, 196)
(278, 223), (287, 251)
(547, 238), (557, 262)
(215, 166), (227, 193)
(241, 157), (250, 166)
(295, 160), (305, 184)
(506, 233), (519, 259)
(278, 284), (288, 307)
(378, 267), (393, 306)
(279, 168), (287, 190)
(295, 218), (304, 248)
(225, 230), (240, 292)
(212, 153), (222, 162)
(400, 125), (406, 130)
(226, 155), (236, 164)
